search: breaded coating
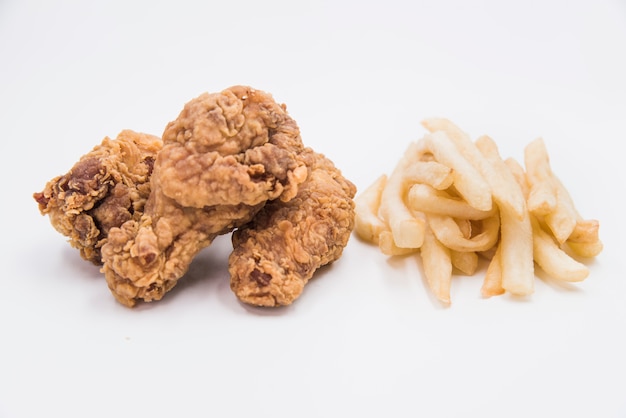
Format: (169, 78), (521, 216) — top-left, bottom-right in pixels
(101, 86), (308, 307)
(229, 148), (357, 306)
(33, 130), (162, 264)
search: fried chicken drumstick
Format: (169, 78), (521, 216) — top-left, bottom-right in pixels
(229, 148), (356, 306)
(100, 86), (308, 307)
(33, 130), (162, 264)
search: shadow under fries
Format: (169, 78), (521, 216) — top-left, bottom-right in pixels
(411, 253), (454, 308)
(384, 251), (451, 309)
(533, 265), (586, 294)
(391, 250), (538, 306)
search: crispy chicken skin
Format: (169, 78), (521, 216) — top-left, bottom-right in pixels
(100, 86), (309, 307)
(33, 130), (162, 264)
(229, 148), (356, 307)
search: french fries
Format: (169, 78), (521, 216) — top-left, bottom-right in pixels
(407, 184), (496, 220)
(421, 224), (452, 304)
(354, 174), (388, 244)
(481, 243), (505, 298)
(354, 119), (603, 304)
(476, 135), (534, 296)
(427, 214), (500, 253)
(498, 201), (534, 295)
(418, 131), (492, 211)
(530, 215), (589, 282)
(378, 143), (427, 249)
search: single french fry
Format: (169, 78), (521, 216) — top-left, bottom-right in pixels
(407, 183), (496, 219)
(499, 202), (535, 296)
(498, 160), (536, 296)
(378, 142), (426, 248)
(531, 215), (589, 282)
(565, 241), (604, 258)
(481, 243), (505, 298)
(403, 161), (454, 190)
(427, 213), (500, 252)
(378, 230), (418, 256)
(418, 131), (493, 211)
(543, 174), (580, 244)
(421, 224), (452, 304)
(504, 157), (530, 197)
(524, 138), (557, 216)
(354, 175), (388, 244)
(568, 219), (600, 244)
(475, 135), (526, 220)
(451, 250), (478, 275)
(421, 117), (461, 137)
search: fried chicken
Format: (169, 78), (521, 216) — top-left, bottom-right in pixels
(33, 130), (162, 264)
(100, 86), (309, 307)
(229, 148), (357, 307)
(34, 85), (357, 309)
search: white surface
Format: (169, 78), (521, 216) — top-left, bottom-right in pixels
(1, 1), (625, 417)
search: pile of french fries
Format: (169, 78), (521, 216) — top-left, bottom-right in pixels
(355, 118), (602, 304)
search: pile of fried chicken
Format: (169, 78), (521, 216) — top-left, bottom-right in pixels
(34, 86), (356, 307)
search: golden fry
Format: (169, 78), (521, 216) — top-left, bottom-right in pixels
(403, 161), (454, 190)
(378, 230), (418, 256)
(407, 184), (496, 220)
(427, 213), (500, 252)
(475, 135), (526, 220)
(354, 175), (388, 244)
(504, 157), (530, 197)
(378, 142), (426, 248)
(524, 138), (557, 216)
(531, 215), (589, 282)
(544, 174), (578, 244)
(481, 243), (505, 298)
(568, 219), (600, 244)
(565, 240), (604, 258)
(421, 225), (452, 305)
(499, 206), (535, 296)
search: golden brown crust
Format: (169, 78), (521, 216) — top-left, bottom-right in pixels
(229, 148), (357, 307)
(34, 86), (357, 308)
(33, 130), (162, 264)
(100, 86), (308, 307)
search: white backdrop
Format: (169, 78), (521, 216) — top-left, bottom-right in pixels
(1, 1), (625, 417)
